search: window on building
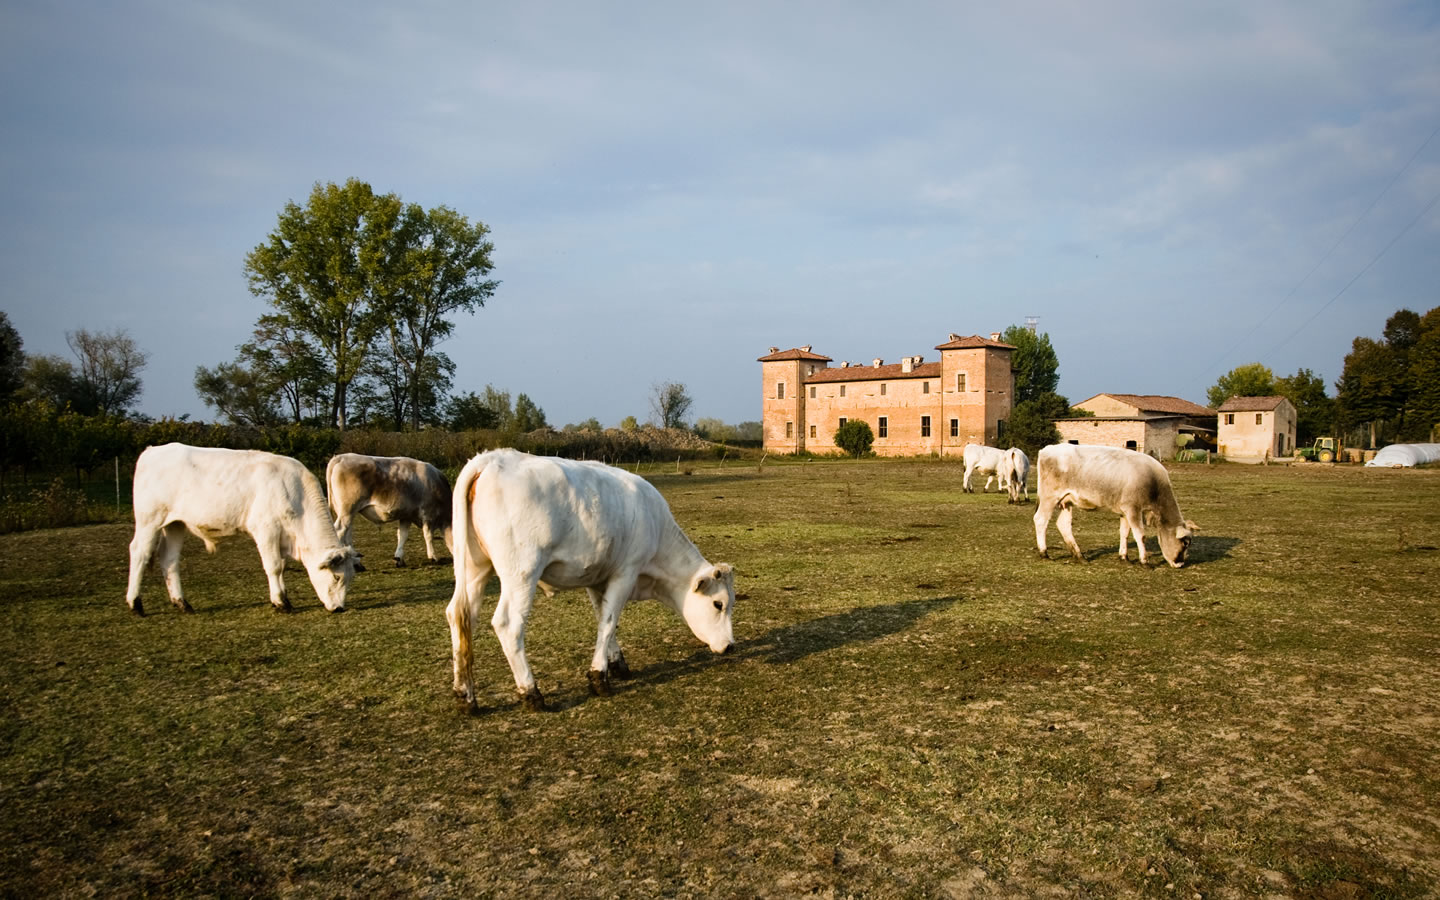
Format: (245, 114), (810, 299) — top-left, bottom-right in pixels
(923, 381), (930, 394)
(950, 418), (959, 437)
(956, 373), (967, 392)
(1224, 413), (1235, 425)
(1125, 440), (1137, 450)
(1256, 413), (1263, 425)
(809, 386), (816, 399)
(880, 383), (887, 396)
(997, 419), (1006, 439)
(1068, 439), (1079, 445)
(839, 385), (846, 397)
(878, 416), (888, 438)
(838, 417), (847, 428)
(785, 422), (793, 438)
(777, 382), (785, 400)
(809, 425), (816, 439)
(921, 416), (931, 437)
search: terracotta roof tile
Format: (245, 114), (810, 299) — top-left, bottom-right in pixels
(807, 361), (942, 383)
(933, 334), (1016, 351)
(1090, 393), (1215, 416)
(1217, 395), (1288, 412)
(757, 347), (833, 362)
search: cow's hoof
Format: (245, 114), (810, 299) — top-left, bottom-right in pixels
(273, 598), (294, 613)
(587, 668), (613, 697)
(130, 599), (145, 617)
(519, 687), (547, 712)
(609, 654), (632, 680)
(392, 558), (406, 568)
(352, 561), (367, 573)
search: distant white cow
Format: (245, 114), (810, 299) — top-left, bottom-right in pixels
(326, 453), (453, 567)
(447, 449), (736, 712)
(962, 443), (1006, 493)
(1033, 443), (1197, 568)
(1001, 447), (1031, 503)
(126, 443), (355, 615)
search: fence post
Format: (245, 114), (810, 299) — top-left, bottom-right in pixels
(115, 457), (120, 512)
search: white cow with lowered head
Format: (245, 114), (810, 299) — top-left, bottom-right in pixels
(447, 449), (736, 712)
(1033, 443), (1197, 568)
(962, 443), (1007, 493)
(126, 443), (355, 614)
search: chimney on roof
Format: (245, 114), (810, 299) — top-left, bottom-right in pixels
(901, 357), (914, 373)
(800, 345), (811, 352)
(873, 358), (883, 368)
(768, 346), (778, 354)
(949, 333), (960, 342)
(840, 361), (849, 368)
(990, 332), (1001, 342)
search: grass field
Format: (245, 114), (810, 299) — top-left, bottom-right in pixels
(1, 458), (1437, 898)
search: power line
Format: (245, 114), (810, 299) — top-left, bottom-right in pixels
(1198, 120), (1440, 379)
(1267, 186), (1440, 357)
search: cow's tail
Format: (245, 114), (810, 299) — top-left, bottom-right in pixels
(449, 452), (493, 673)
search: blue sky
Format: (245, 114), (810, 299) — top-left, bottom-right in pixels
(2, 1), (1437, 426)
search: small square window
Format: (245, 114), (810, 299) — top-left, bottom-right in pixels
(838, 417), (847, 428)
(1224, 413), (1235, 425)
(809, 386), (816, 399)
(923, 381), (930, 394)
(1256, 413), (1263, 425)
(878, 416), (888, 438)
(809, 425), (816, 438)
(1125, 440), (1137, 450)
(880, 383), (887, 396)
(839, 385), (846, 397)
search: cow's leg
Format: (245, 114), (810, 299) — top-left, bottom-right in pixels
(1056, 505), (1084, 560)
(126, 524), (163, 615)
(392, 522), (410, 567)
(158, 522), (194, 612)
(586, 587), (629, 681)
(446, 556), (492, 709)
(962, 465), (973, 493)
(255, 535), (293, 612)
(1033, 498), (1056, 558)
(333, 505), (355, 552)
(491, 568), (544, 710)
(985, 473), (997, 492)
(420, 523), (440, 561)
(1124, 512), (1148, 565)
(587, 575), (637, 697)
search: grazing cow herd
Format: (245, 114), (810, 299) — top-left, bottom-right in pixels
(124, 439), (1194, 710)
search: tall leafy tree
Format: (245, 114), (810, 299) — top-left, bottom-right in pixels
(64, 328), (148, 415)
(512, 393), (547, 432)
(1206, 362), (1276, 409)
(0, 311), (24, 402)
(1335, 308), (1432, 443)
(245, 179), (403, 429)
(378, 203), (498, 430)
(21, 354), (85, 410)
(1000, 325), (1059, 404)
(1274, 368), (1334, 445)
(1404, 307), (1440, 441)
(1006, 391), (1072, 457)
(193, 361), (282, 427)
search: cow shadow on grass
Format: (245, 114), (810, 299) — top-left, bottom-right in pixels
(616, 594), (961, 696)
(1055, 535), (1241, 566)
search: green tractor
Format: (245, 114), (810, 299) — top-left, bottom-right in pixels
(1297, 436), (1339, 462)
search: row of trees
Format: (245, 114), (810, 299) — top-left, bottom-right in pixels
(197, 179), (499, 431)
(0, 315), (150, 418)
(1207, 305), (1439, 447)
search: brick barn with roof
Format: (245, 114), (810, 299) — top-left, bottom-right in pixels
(759, 333), (1015, 456)
(1216, 395), (1297, 461)
(1054, 393), (1218, 459)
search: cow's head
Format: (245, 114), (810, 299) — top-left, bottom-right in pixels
(679, 563), (735, 654)
(1160, 520), (1198, 568)
(306, 547), (357, 612)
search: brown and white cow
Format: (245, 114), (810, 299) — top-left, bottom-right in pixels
(126, 443), (355, 614)
(1033, 443), (1197, 567)
(326, 453), (453, 567)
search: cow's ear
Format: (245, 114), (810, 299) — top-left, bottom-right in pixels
(323, 549), (349, 570)
(714, 563), (734, 585)
(693, 574), (710, 594)
(1184, 520), (1199, 533)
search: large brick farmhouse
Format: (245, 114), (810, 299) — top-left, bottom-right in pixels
(759, 333), (1015, 456)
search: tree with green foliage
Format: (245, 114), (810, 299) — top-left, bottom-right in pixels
(20, 355), (84, 410)
(445, 390), (499, 430)
(64, 328), (148, 416)
(1274, 368), (1334, 445)
(834, 419), (874, 457)
(1006, 391), (1072, 457)
(512, 393), (547, 432)
(193, 361), (282, 427)
(0, 312), (24, 403)
(1335, 308), (1434, 444)
(619, 415), (639, 432)
(650, 382), (694, 429)
(1408, 307), (1440, 441)
(1000, 325), (1060, 404)
(375, 203), (498, 430)
(1206, 362), (1276, 409)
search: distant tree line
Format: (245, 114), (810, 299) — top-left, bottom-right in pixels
(1207, 305), (1439, 447)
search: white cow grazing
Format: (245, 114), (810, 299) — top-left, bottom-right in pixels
(1001, 447), (1031, 503)
(126, 443), (355, 614)
(962, 443), (1007, 493)
(326, 453), (453, 566)
(447, 449), (736, 711)
(1033, 443), (1197, 568)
